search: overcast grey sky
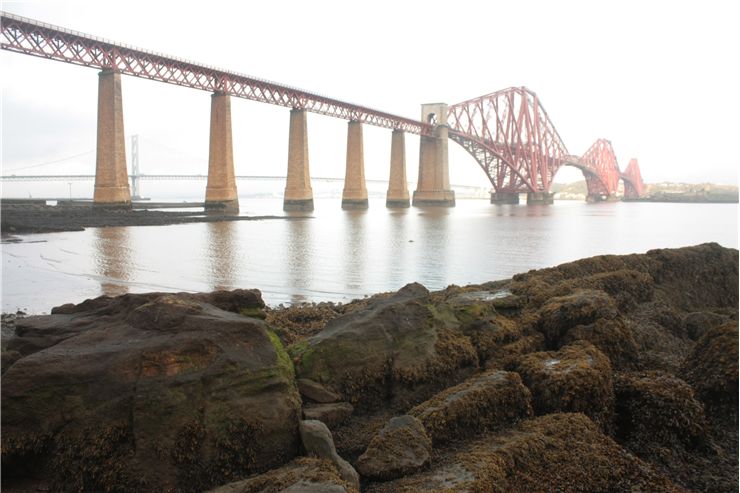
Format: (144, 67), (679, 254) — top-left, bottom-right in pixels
(1, 0), (738, 187)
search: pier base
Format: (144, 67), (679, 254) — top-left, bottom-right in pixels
(412, 103), (455, 207)
(205, 93), (239, 213)
(284, 109), (314, 212)
(93, 70), (131, 208)
(527, 192), (554, 205)
(341, 121), (369, 209)
(386, 129), (410, 208)
(586, 194), (620, 203)
(490, 192), (520, 205)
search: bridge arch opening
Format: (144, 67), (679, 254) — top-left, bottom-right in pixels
(552, 163), (621, 202)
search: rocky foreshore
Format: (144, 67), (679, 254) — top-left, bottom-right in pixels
(1, 243), (738, 492)
(0, 202), (301, 235)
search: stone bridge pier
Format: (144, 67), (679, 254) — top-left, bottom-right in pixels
(413, 103), (455, 207)
(94, 70), (132, 208)
(205, 92), (239, 213)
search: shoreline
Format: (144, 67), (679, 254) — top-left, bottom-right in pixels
(1, 243), (737, 492)
(0, 202), (308, 235)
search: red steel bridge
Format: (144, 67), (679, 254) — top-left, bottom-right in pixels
(0, 11), (644, 205)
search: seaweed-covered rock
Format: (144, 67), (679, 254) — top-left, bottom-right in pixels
(355, 415), (431, 481)
(535, 289), (619, 348)
(1, 292), (300, 493)
(299, 420), (359, 491)
(409, 370), (531, 445)
(683, 311), (732, 341)
(206, 457), (354, 493)
(298, 378), (343, 404)
(366, 413), (682, 493)
(681, 322), (739, 419)
(562, 317), (639, 369)
(615, 371), (707, 449)
(303, 402), (354, 428)
(290, 283), (478, 411)
(510, 341), (614, 428)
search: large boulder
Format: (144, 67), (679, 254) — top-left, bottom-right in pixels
(535, 289), (619, 348)
(366, 413), (682, 493)
(409, 370), (532, 445)
(509, 341), (614, 429)
(355, 415), (431, 481)
(290, 283), (478, 411)
(207, 457), (354, 493)
(2, 292), (301, 492)
(561, 317), (639, 369)
(681, 322), (739, 419)
(614, 371), (707, 450)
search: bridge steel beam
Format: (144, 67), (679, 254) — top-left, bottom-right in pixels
(205, 93), (239, 213)
(341, 121), (368, 209)
(94, 69), (131, 207)
(283, 109), (313, 211)
(0, 12), (432, 137)
(386, 130), (410, 207)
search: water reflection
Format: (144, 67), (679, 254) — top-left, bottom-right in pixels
(205, 221), (237, 290)
(93, 227), (131, 297)
(414, 207), (451, 289)
(386, 208), (410, 287)
(286, 217), (312, 304)
(342, 210), (368, 292)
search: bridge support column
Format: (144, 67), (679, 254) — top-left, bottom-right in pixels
(341, 121), (368, 209)
(586, 193), (619, 203)
(526, 192), (554, 205)
(490, 192), (519, 205)
(205, 93), (239, 213)
(94, 70), (131, 208)
(284, 109), (314, 211)
(412, 103), (455, 207)
(386, 129), (410, 207)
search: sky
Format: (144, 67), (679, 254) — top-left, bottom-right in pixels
(1, 0), (739, 191)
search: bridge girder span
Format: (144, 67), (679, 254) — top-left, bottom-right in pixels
(447, 87), (569, 193)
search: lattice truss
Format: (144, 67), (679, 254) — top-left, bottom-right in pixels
(621, 158), (644, 199)
(0, 12), (430, 135)
(447, 87), (569, 193)
(579, 139), (621, 197)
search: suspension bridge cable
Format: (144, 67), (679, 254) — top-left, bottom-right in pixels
(3, 149), (95, 172)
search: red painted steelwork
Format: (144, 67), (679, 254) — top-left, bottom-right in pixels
(447, 87), (569, 193)
(621, 158), (645, 199)
(578, 139), (621, 198)
(0, 12), (432, 135)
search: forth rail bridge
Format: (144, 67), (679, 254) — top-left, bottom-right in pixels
(0, 11), (645, 212)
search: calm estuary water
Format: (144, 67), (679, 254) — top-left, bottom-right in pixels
(1, 198), (737, 314)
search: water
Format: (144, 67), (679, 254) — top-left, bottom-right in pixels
(1, 198), (737, 314)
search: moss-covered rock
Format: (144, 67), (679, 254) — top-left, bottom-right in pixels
(290, 283), (478, 411)
(366, 413), (682, 493)
(409, 370), (532, 445)
(535, 289), (619, 348)
(1, 292), (301, 492)
(509, 341), (614, 429)
(356, 415), (431, 481)
(681, 322), (739, 420)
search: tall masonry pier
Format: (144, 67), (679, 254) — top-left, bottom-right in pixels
(205, 93), (239, 213)
(283, 109), (314, 211)
(94, 70), (131, 207)
(341, 120), (368, 209)
(386, 129), (410, 207)
(413, 103), (455, 207)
